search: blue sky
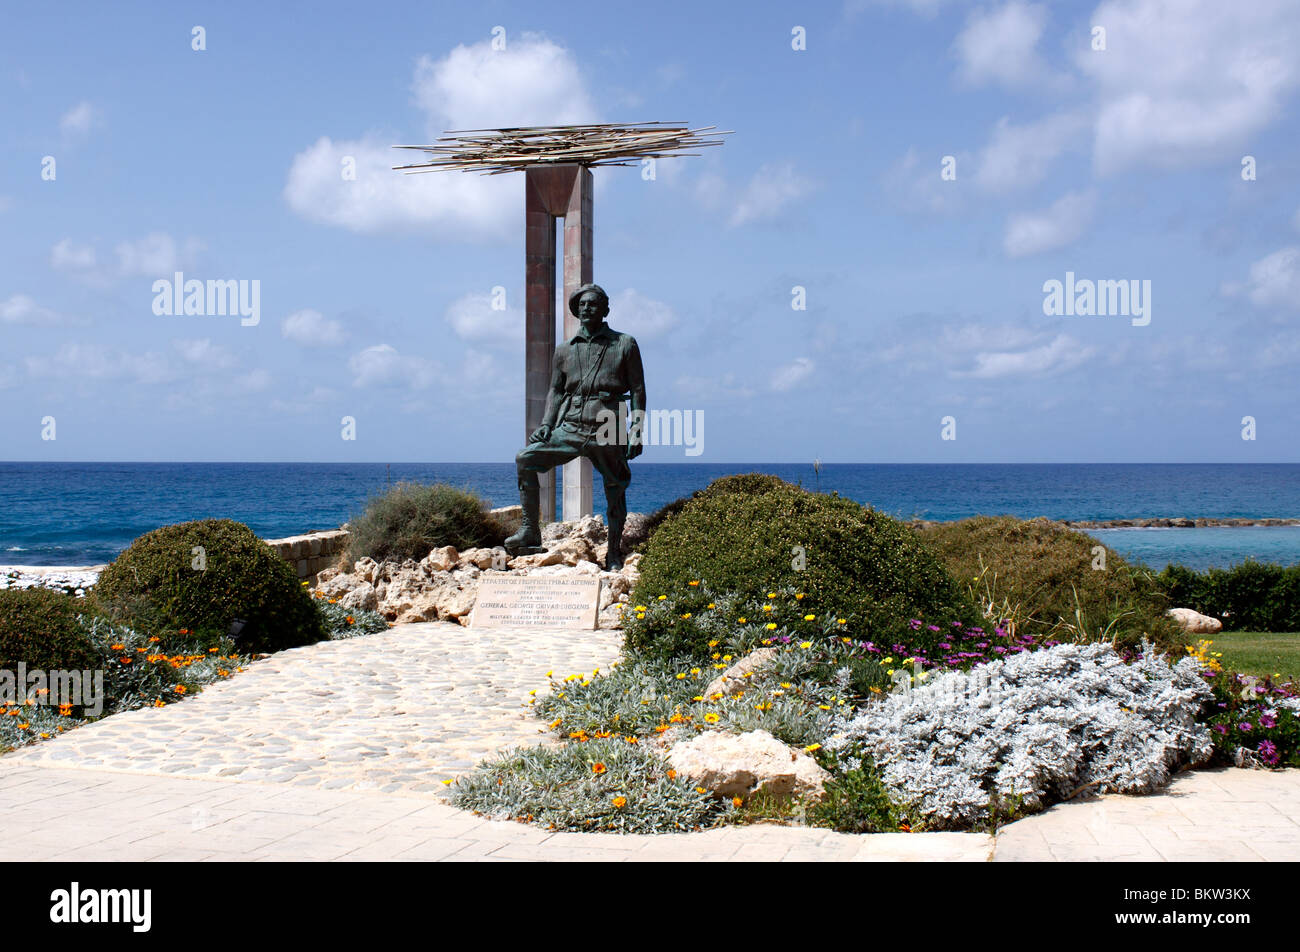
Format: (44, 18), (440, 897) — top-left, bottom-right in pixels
(2, 0), (1298, 463)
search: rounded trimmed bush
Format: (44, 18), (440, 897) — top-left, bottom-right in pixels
(629, 475), (978, 660)
(346, 481), (505, 564)
(627, 474), (801, 553)
(0, 587), (99, 672)
(93, 519), (325, 654)
(915, 515), (1179, 647)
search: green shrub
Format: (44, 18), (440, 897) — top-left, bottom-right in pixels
(630, 476), (978, 662)
(915, 515), (1179, 649)
(346, 481), (504, 563)
(628, 476), (793, 553)
(1157, 561), (1300, 632)
(809, 745), (909, 833)
(0, 588), (99, 672)
(450, 736), (731, 833)
(93, 519), (325, 654)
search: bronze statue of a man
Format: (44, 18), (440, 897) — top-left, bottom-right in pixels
(505, 283), (645, 571)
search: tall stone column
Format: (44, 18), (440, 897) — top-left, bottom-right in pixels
(561, 166), (594, 521)
(522, 164), (595, 524)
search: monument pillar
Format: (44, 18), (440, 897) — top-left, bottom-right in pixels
(523, 164), (594, 523)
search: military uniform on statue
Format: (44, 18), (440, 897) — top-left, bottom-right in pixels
(506, 283), (646, 571)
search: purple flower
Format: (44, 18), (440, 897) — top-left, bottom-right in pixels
(1258, 740), (1279, 765)
(993, 646), (1007, 654)
(1239, 721), (1253, 732)
(927, 624), (940, 632)
(1213, 724), (1228, 734)
(938, 643), (952, 650)
(908, 620), (921, 630)
(1259, 714), (1277, 729)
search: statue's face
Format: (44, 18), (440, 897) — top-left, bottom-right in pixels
(577, 291), (607, 326)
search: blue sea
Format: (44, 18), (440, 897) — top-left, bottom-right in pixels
(1, 462), (1298, 571)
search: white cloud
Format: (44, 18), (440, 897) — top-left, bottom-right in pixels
(883, 147), (966, 215)
(1003, 190), (1095, 258)
(25, 342), (175, 385)
(348, 344), (438, 389)
(233, 369), (272, 393)
(282, 308), (347, 347)
(60, 101), (96, 137)
(285, 34), (597, 238)
(0, 294), (61, 325)
(411, 34), (596, 132)
(957, 333), (1094, 379)
(1232, 246), (1300, 312)
(608, 289), (677, 340)
(444, 291), (523, 347)
(730, 162), (814, 227)
(115, 233), (203, 276)
(974, 112), (1088, 193)
(953, 2), (1053, 90)
(50, 239), (97, 272)
(1078, 0), (1300, 174)
(173, 338), (237, 369)
(770, 356), (815, 392)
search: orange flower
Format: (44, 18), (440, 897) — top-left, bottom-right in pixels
(179, 629), (189, 635)
(666, 769), (677, 780)
(625, 736), (638, 744)
(612, 796), (627, 808)
(173, 685), (187, 694)
(592, 762), (607, 774)
(732, 796), (743, 808)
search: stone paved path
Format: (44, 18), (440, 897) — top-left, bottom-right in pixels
(993, 766), (1300, 861)
(1, 621), (1295, 861)
(3, 623), (623, 794)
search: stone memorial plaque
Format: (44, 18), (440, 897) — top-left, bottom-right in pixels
(470, 574), (602, 629)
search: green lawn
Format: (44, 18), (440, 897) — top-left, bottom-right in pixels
(1209, 632), (1300, 683)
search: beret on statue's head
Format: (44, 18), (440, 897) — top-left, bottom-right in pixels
(568, 283), (610, 318)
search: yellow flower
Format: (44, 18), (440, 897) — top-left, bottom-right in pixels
(738, 617), (748, 624)
(546, 670), (553, 678)
(688, 580), (700, 587)
(762, 604), (773, 612)
(799, 641), (812, 649)
(804, 743), (821, 752)
(837, 618), (847, 625)
(612, 796), (627, 808)
(704, 712), (720, 724)
(795, 593), (805, 600)
(707, 603), (715, 609)
(722, 654), (732, 662)
(708, 639), (720, 648)
(676, 672), (687, 680)
(657, 595), (667, 600)
(818, 704), (831, 710)
(690, 668), (701, 675)
(767, 592), (776, 599)
(766, 623), (777, 630)
(635, 605), (647, 611)
(803, 614), (815, 621)
(681, 613), (692, 619)
(441, 778), (454, 785)
(696, 787), (708, 794)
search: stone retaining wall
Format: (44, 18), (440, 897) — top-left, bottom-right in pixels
(264, 529), (350, 580)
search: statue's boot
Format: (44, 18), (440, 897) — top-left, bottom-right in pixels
(505, 481), (544, 554)
(605, 488), (627, 572)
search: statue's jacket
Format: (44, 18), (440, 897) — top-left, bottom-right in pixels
(548, 322), (646, 438)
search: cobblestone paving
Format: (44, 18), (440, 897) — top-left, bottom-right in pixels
(3, 620), (1295, 861)
(993, 766), (1300, 861)
(3, 622), (623, 795)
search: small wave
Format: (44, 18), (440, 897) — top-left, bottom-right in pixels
(5, 546), (24, 552)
